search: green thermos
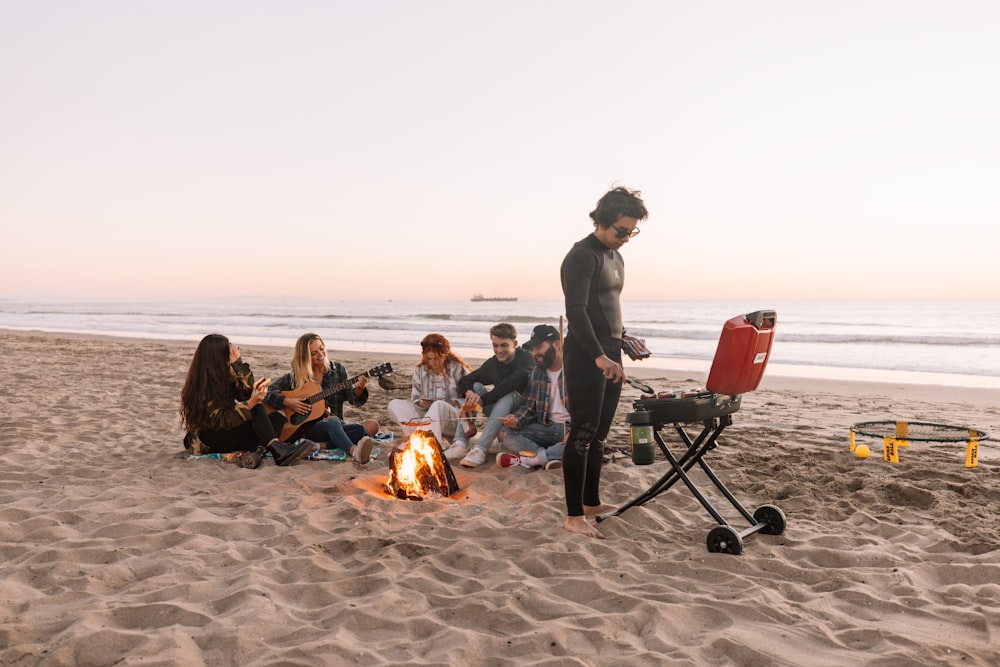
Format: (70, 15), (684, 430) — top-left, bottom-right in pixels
(629, 409), (655, 465)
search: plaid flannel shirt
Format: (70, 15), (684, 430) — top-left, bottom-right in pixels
(511, 365), (566, 429)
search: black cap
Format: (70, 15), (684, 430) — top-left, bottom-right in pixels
(524, 324), (559, 349)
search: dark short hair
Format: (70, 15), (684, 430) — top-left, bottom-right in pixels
(590, 186), (648, 227)
(490, 322), (517, 340)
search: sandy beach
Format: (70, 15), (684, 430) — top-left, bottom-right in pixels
(2, 329), (999, 666)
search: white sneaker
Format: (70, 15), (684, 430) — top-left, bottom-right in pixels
(519, 454), (543, 469)
(519, 450), (547, 469)
(460, 447), (487, 468)
(353, 436), (374, 464)
(443, 441), (469, 460)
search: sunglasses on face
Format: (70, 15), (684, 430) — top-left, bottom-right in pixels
(611, 223), (640, 239)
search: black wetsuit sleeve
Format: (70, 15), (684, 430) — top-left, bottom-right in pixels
(561, 241), (603, 360)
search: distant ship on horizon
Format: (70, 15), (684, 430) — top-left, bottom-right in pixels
(471, 293), (518, 302)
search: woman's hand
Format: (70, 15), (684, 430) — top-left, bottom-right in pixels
(229, 343), (241, 363)
(248, 377), (269, 407)
(285, 397), (311, 415)
(355, 375), (368, 396)
(416, 397), (432, 410)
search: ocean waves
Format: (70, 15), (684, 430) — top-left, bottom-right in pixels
(1, 298), (998, 386)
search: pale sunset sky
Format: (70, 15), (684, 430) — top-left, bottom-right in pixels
(2, 1), (997, 302)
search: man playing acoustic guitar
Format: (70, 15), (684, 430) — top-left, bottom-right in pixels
(265, 332), (382, 464)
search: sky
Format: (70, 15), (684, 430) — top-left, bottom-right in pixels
(2, 1), (998, 302)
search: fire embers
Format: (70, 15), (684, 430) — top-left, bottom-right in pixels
(385, 430), (460, 500)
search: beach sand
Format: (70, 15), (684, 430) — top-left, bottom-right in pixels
(2, 329), (999, 666)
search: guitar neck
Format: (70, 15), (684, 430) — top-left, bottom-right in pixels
(315, 371), (370, 403)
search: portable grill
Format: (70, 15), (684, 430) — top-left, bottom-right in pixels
(597, 310), (785, 555)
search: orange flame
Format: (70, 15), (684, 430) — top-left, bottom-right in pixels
(385, 429), (460, 499)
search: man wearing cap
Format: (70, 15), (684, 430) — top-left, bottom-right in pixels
(495, 324), (569, 471)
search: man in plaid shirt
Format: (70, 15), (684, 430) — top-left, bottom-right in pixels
(496, 324), (569, 470)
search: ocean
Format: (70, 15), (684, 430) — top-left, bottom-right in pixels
(1, 298), (998, 389)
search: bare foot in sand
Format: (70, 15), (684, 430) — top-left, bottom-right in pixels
(564, 515), (604, 539)
(583, 503), (616, 517)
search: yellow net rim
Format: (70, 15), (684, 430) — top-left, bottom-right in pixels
(851, 420), (989, 442)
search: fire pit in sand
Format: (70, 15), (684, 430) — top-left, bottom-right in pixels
(385, 429), (460, 500)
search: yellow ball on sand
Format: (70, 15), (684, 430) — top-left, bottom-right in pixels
(855, 444), (870, 459)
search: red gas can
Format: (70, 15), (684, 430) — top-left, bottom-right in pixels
(705, 310), (777, 395)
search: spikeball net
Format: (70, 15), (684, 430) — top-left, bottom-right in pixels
(850, 420), (990, 467)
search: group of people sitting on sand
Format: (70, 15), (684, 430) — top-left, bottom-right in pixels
(181, 185), (648, 539)
(387, 322), (568, 470)
(179, 322), (569, 473)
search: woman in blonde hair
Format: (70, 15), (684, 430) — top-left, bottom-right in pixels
(265, 333), (378, 464)
(388, 333), (471, 446)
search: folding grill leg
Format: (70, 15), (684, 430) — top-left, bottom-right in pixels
(598, 414), (786, 553)
(675, 421), (786, 548)
(596, 422), (715, 522)
(660, 421), (732, 527)
(694, 455), (757, 527)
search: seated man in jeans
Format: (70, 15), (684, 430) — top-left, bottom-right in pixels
(496, 324), (568, 471)
(444, 322), (533, 467)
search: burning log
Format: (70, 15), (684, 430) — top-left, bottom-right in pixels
(385, 430), (460, 500)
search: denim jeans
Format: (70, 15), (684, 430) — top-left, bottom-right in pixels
(302, 416), (365, 452)
(468, 382), (520, 453)
(500, 421), (566, 462)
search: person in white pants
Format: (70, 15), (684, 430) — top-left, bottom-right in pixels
(388, 333), (471, 447)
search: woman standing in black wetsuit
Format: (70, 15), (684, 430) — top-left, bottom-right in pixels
(560, 186), (648, 538)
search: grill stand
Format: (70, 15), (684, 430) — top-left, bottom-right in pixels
(597, 412), (786, 555)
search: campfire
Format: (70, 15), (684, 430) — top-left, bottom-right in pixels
(385, 429), (460, 500)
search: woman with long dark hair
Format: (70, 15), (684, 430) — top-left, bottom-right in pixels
(180, 334), (314, 468)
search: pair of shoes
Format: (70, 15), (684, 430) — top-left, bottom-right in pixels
(544, 460), (563, 471)
(443, 441), (469, 460)
(459, 410), (478, 439)
(460, 447), (487, 468)
(234, 450), (262, 469)
(496, 453), (520, 468)
(353, 436), (374, 464)
(269, 439), (315, 466)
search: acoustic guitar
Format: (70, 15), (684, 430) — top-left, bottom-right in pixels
(265, 363), (393, 441)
